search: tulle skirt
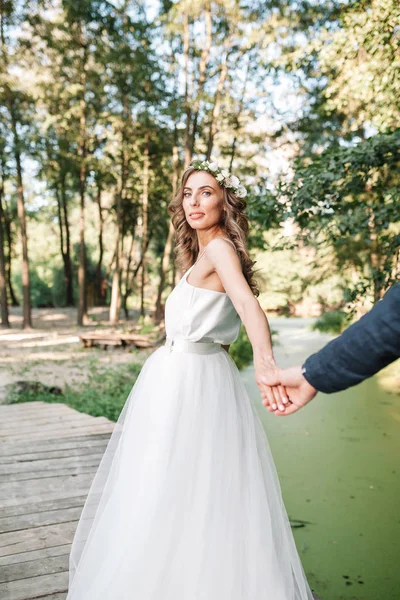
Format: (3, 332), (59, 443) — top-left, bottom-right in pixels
(67, 341), (314, 599)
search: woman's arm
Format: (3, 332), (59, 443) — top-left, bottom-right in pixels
(205, 238), (288, 411)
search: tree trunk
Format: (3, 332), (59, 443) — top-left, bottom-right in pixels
(122, 234), (135, 319)
(140, 133), (150, 318)
(77, 152), (87, 325)
(61, 174), (74, 306)
(109, 185), (122, 324)
(77, 34), (88, 326)
(190, 5), (212, 155)
(3, 207), (18, 306)
(229, 60), (249, 170)
(95, 181), (104, 306)
(154, 138), (179, 323)
(0, 182), (10, 328)
(56, 176), (73, 307)
(123, 235), (151, 320)
(154, 226), (174, 323)
(206, 40), (232, 160)
(10, 105), (32, 329)
(183, 11), (192, 169)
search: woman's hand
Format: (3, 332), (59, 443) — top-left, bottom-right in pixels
(254, 355), (289, 412)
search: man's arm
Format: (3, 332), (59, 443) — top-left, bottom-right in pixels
(303, 284), (400, 394)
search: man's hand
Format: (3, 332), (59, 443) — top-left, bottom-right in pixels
(262, 365), (318, 416)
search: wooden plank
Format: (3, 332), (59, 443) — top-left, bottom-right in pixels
(0, 506), (82, 534)
(0, 404), (84, 418)
(0, 455), (103, 477)
(0, 472), (95, 503)
(0, 486), (94, 509)
(0, 447), (106, 465)
(0, 401), (113, 596)
(0, 543), (71, 568)
(0, 403), (71, 416)
(0, 497), (87, 520)
(0, 423), (115, 443)
(0, 413), (106, 432)
(0, 571), (68, 600)
(28, 594), (67, 600)
(0, 465), (98, 483)
(0, 554), (68, 584)
(0, 415), (113, 433)
(0, 434), (112, 457)
(0, 522), (77, 557)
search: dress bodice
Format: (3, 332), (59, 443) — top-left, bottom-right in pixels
(165, 264), (241, 345)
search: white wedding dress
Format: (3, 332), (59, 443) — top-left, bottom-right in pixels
(67, 244), (314, 600)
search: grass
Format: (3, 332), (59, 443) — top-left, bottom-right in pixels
(6, 361), (143, 422)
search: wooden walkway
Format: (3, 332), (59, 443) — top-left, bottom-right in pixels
(0, 402), (114, 600)
(0, 401), (321, 600)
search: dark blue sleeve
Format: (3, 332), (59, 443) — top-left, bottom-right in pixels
(302, 284), (400, 394)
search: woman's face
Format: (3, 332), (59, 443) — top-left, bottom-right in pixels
(182, 171), (224, 231)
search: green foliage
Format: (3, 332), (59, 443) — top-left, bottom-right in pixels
(229, 325), (254, 371)
(313, 0), (400, 133)
(7, 362), (143, 422)
(311, 310), (349, 334)
(13, 267), (53, 308)
(229, 324), (278, 370)
(51, 266), (71, 307)
(255, 230), (346, 314)
(279, 129), (400, 303)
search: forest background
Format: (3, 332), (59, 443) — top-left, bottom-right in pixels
(0, 0), (399, 331)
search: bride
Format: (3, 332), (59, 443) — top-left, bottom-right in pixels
(66, 160), (315, 599)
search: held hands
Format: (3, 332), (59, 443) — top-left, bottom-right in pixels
(257, 364), (318, 416)
(254, 355), (290, 413)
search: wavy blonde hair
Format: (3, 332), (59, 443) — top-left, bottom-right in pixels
(167, 167), (260, 297)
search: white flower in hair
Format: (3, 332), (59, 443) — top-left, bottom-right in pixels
(189, 159), (248, 198)
(224, 177), (234, 188)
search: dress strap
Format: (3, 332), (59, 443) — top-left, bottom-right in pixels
(193, 247), (207, 266)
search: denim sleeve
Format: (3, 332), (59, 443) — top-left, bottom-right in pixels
(302, 284), (400, 394)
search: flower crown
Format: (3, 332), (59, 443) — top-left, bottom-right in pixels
(187, 159), (247, 198)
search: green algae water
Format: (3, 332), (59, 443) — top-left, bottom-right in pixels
(241, 318), (400, 600)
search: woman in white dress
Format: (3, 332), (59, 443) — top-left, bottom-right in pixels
(66, 161), (315, 599)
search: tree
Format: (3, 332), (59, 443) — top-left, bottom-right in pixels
(311, 0), (400, 135)
(0, 152), (9, 327)
(0, 0), (33, 328)
(279, 129), (400, 303)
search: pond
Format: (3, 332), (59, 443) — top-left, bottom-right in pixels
(241, 318), (400, 600)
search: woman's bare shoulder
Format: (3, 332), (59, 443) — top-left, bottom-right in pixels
(206, 236), (237, 253)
